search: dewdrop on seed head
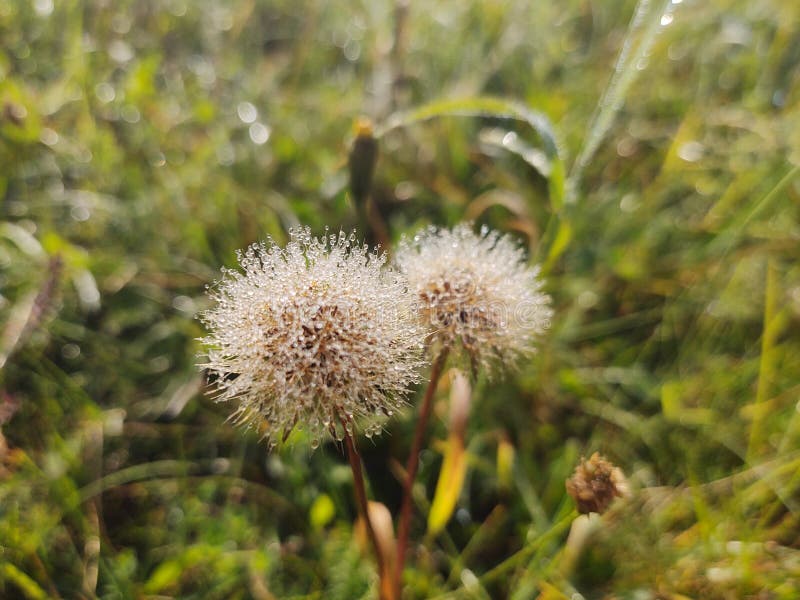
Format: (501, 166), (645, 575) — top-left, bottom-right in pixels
(199, 228), (426, 447)
(395, 224), (552, 373)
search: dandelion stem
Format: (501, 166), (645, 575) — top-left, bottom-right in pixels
(394, 347), (450, 596)
(343, 425), (392, 600)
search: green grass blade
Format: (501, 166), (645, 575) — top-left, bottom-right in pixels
(570, 0), (677, 195)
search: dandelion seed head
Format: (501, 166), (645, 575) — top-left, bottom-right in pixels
(200, 228), (425, 446)
(395, 224), (551, 371)
(566, 453), (630, 515)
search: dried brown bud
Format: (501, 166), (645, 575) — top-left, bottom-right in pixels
(566, 453), (629, 515)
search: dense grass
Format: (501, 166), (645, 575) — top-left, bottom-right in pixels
(2, 0), (799, 598)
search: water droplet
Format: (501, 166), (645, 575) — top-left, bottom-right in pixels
(95, 82), (116, 103)
(40, 128), (59, 146)
(237, 101), (257, 124)
(71, 205), (90, 222)
(249, 122), (271, 145)
(108, 39), (134, 63)
(660, 13), (673, 26)
(677, 141), (705, 162)
(343, 39), (361, 62)
(310, 438), (320, 449)
(121, 105), (140, 123)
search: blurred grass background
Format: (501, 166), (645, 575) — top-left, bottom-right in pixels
(1, 0), (799, 598)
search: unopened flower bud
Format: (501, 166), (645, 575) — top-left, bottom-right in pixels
(348, 117), (378, 208)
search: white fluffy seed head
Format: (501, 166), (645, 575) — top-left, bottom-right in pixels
(199, 228), (425, 448)
(395, 224), (552, 372)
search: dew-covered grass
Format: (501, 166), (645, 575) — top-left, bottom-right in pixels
(1, 0), (799, 597)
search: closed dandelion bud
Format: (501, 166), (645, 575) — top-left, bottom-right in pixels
(566, 453), (629, 515)
(199, 228), (425, 448)
(348, 117), (379, 208)
(395, 223), (552, 373)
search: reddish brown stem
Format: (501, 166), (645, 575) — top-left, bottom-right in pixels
(393, 348), (449, 596)
(344, 426), (391, 600)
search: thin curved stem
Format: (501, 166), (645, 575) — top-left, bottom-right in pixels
(394, 347), (450, 596)
(343, 425), (391, 600)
